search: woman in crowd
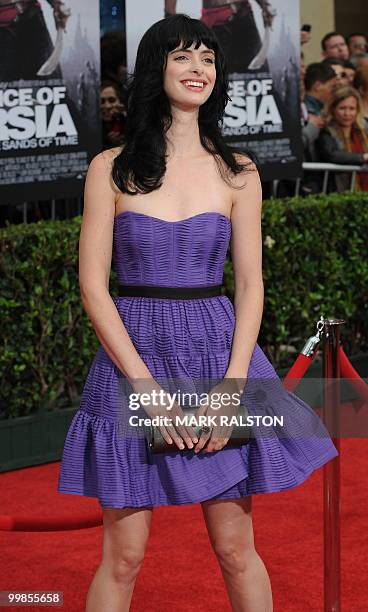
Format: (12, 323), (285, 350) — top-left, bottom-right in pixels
(100, 81), (127, 149)
(317, 85), (368, 191)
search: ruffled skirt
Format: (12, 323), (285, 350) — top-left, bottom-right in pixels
(57, 296), (338, 508)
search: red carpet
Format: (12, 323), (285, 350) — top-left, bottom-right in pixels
(0, 437), (366, 611)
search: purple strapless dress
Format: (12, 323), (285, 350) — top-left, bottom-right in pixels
(57, 211), (338, 508)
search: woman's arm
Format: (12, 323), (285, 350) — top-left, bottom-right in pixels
(224, 157), (264, 390)
(317, 129), (365, 165)
(80, 151), (199, 448)
(164, 0), (177, 16)
(79, 151), (154, 387)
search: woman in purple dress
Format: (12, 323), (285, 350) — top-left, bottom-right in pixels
(58, 14), (338, 611)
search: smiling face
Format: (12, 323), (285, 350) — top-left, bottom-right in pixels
(163, 42), (216, 110)
(333, 95), (358, 129)
(100, 86), (121, 121)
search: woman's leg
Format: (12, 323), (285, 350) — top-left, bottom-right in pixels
(86, 506), (153, 612)
(200, 497), (273, 612)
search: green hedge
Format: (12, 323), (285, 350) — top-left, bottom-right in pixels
(1, 191), (367, 418)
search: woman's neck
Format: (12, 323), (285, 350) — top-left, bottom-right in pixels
(339, 124), (353, 139)
(165, 107), (204, 160)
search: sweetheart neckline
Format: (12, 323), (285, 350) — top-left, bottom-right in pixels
(114, 210), (231, 224)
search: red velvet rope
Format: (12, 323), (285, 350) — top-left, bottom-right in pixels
(339, 346), (368, 404)
(0, 513), (102, 532)
(283, 353), (316, 392)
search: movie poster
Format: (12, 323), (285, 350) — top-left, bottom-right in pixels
(125, 0), (302, 181)
(0, 0), (101, 203)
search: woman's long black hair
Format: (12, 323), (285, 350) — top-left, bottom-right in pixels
(112, 14), (257, 195)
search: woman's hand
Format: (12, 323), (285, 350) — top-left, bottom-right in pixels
(261, 2), (276, 28)
(145, 397), (199, 450)
(132, 381), (198, 450)
(193, 380), (244, 454)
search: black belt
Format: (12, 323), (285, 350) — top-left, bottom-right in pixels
(117, 284), (223, 299)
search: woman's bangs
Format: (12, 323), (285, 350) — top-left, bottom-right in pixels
(164, 18), (218, 55)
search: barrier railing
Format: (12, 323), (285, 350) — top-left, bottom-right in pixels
(0, 196), (83, 226)
(273, 161), (368, 197)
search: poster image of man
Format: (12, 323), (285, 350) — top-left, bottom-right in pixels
(0, 0), (101, 204)
(164, 0), (276, 73)
(0, 0), (71, 81)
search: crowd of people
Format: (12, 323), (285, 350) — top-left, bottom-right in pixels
(300, 30), (368, 194)
(99, 27), (368, 194)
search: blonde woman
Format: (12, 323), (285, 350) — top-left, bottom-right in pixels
(317, 85), (368, 191)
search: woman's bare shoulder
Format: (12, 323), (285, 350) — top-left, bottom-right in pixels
(222, 151), (259, 195)
(87, 146), (124, 176)
(85, 147), (125, 199)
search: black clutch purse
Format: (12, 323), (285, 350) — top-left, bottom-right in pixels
(145, 404), (252, 454)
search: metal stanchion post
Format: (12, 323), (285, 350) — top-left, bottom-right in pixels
(322, 318), (344, 612)
(350, 171), (356, 191)
(295, 177), (301, 196)
(322, 170), (329, 193)
(272, 180), (278, 197)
